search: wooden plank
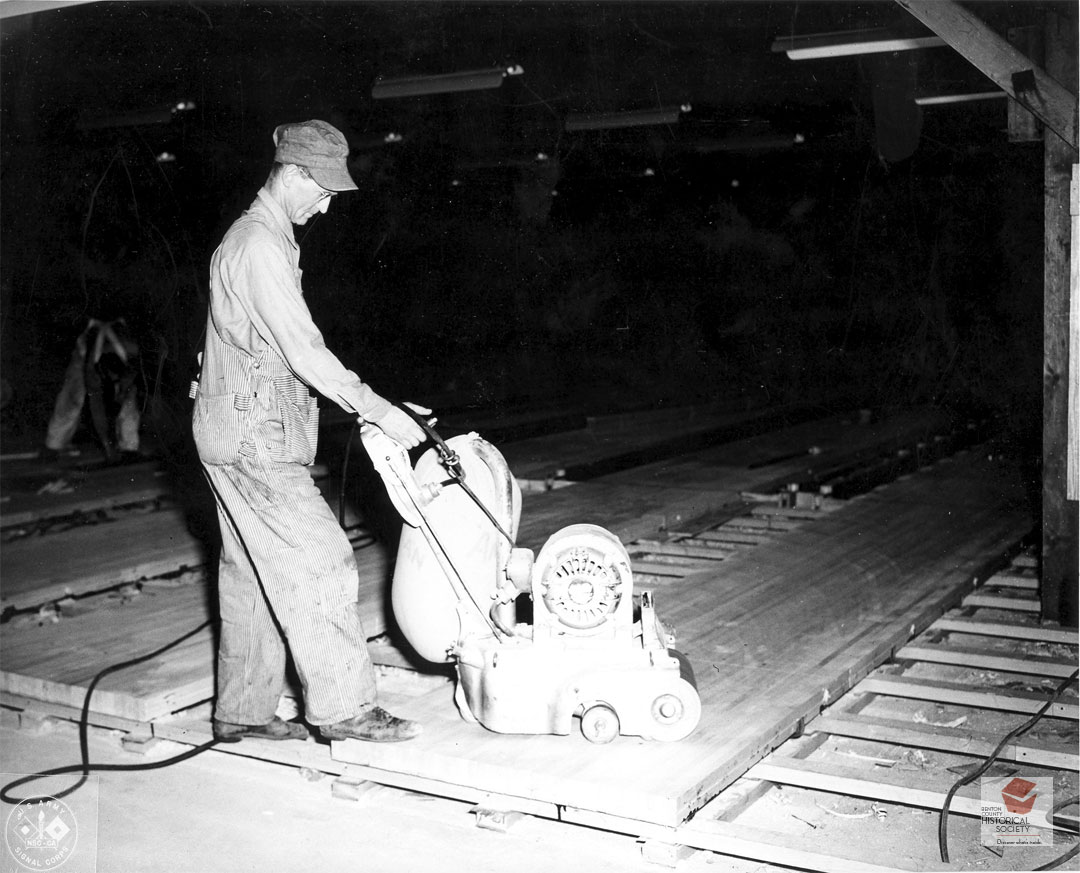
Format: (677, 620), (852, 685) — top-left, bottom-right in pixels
(895, 643), (1079, 678)
(809, 711), (1079, 770)
(0, 478), (169, 528)
(962, 592), (1041, 612)
(629, 540), (730, 561)
(692, 529), (771, 546)
(0, 544), (396, 721)
(894, 0), (1078, 148)
(0, 691), (147, 733)
(750, 757), (989, 819)
(750, 504), (838, 519)
(0, 508), (207, 610)
(564, 807), (917, 873)
(932, 617), (1078, 645)
(628, 561), (696, 578)
(988, 571), (1039, 590)
(858, 676), (1079, 719)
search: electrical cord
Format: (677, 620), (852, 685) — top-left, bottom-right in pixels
(1034, 796), (1080, 871)
(2, 619), (224, 804)
(338, 420), (357, 528)
(3, 407), (432, 805)
(938, 667), (1080, 864)
(395, 404), (515, 545)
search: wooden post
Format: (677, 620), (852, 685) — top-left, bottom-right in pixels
(1042, 5), (1079, 626)
(1007, 26), (1043, 143)
(1070, 163), (1080, 500)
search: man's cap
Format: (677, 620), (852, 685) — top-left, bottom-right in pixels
(273, 119), (358, 192)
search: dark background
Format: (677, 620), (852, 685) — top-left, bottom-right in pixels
(0, 1), (1054, 472)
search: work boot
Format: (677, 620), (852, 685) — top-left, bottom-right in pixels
(319, 706), (422, 743)
(212, 716), (310, 743)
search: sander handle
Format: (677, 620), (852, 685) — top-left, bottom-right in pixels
(397, 403), (464, 480)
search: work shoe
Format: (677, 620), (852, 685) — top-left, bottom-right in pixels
(319, 706), (422, 743)
(212, 716), (310, 743)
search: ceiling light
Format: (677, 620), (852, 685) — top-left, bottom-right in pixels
(372, 65), (523, 99)
(772, 28), (945, 60)
(914, 91), (1006, 106)
(565, 104), (691, 132)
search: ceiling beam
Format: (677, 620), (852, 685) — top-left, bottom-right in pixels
(893, 0), (1077, 149)
(0, 0), (97, 18)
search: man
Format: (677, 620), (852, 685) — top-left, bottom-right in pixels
(192, 119), (428, 744)
(43, 317), (141, 464)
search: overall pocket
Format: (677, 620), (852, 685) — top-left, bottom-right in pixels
(269, 392), (319, 465)
(192, 392), (245, 464)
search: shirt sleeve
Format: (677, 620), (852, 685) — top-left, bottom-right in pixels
(227, 231), (393, 422)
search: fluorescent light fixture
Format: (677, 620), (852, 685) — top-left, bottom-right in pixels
(914, 91), (1006, 106)
(77, 99), (196, 131)
(772, 28), (945, 60)
(372, 65), (523, 99)
(565, 104), (691, 132)
(350, 132), (406, 150)
(692, 133), (806, 154)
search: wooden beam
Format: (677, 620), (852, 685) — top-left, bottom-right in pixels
(893, 0), (1078, 149)
(1070, 162), (1080, 500)
(932, 616), (1078, 644)
(961, 592), (1040, 612)
(895, 643), (1079, 678)
(563, 807), (917, 873)
(810, 711), (1079, 770)
(748, 758), (1079, 833)
(858, 675), (1079, 719)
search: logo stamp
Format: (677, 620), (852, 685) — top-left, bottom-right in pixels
(4, 795), (78, 870)
(981, 774), (1054, 848)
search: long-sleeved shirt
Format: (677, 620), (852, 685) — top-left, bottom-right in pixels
(206, 187), (391, 423)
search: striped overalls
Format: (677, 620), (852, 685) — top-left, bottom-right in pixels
(193, 318), (377, 726)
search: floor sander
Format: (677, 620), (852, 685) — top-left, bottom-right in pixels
(361, 414), (701, 744)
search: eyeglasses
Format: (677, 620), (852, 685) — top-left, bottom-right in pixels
(298, 167), (337, 199)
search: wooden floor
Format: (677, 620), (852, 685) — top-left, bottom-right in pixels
(0, 405), (1034, 832)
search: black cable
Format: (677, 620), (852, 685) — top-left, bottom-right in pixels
(1034, 795), (1080, 871)
(5, 408), (384, 805)
(452, 476), (515, 546)
(938, 668), (1080, 863)
(338, 420), (357, 528)
(2, 619), (224, 804)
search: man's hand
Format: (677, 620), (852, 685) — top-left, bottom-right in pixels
(366, 402), (432, 449)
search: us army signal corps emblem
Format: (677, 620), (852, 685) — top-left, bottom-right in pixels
(5, 795), (78, 870)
